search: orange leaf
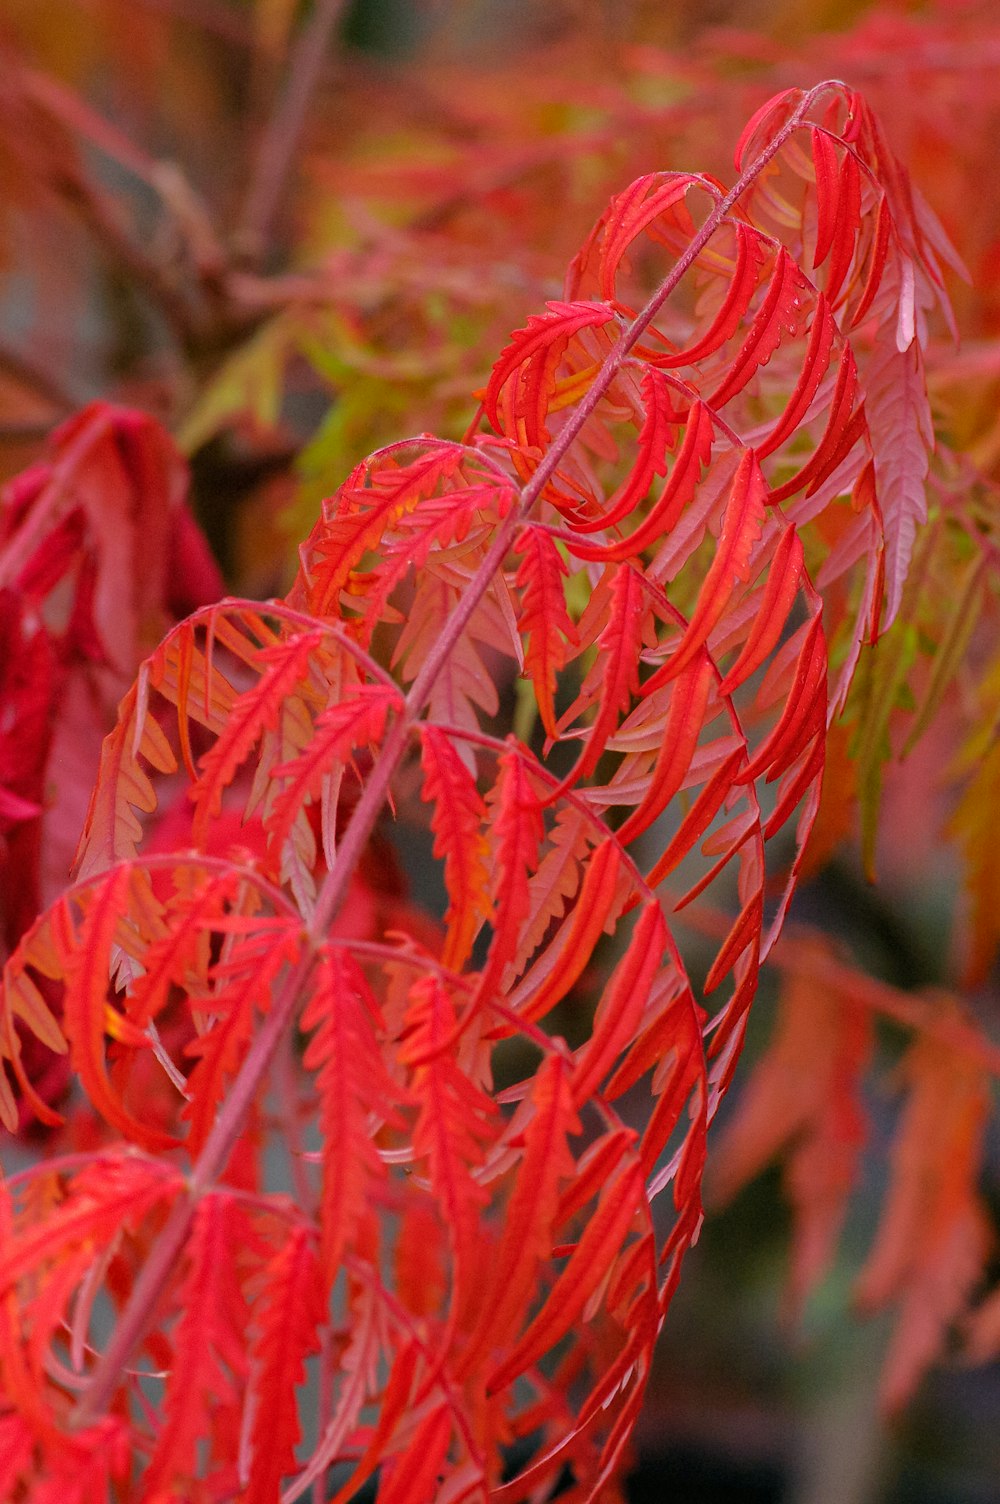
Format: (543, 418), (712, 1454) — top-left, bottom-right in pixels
(856, 1019), (991, 1413)
(711, 935), (872, 1314)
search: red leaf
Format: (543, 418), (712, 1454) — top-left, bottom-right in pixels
(487, 1157), (645, 1395)
(663, 222), (768, 368)
(767, 342), (862, 504)
(763, 734), (825, 844)
(182, 929), (299, 1157)
(756, 294), (836, 460)
(0, 1152), (182, 1299)
(485, 301), (617, 440)
(617, 652), (715, 845)
(706, 249), (809, 409)
(597, 173), (702, 301)
(514, 838), (622, 1023)
(378, 1404), (453, 1504)
(141, 1194), (254, 1494)
(718, 524), (804, 694)
(567, 400), (714, 562)
(711, 935), (872, 1314)
(740, 612), (827, 783)
(55, 869), (177, 1151)
(811, 127), (841, 271)
(514, 525), (578, 738)
(400, 974), (498, 1323)
(477, 748), (545, 1000)
(658, 447), (769, 684)
(824, 147), (862, 306)
(190, 631), (325, 839)
(851, 189), (892, 327)
(571, 901), (667, 1104)
(570, 366), (676, 532)
(457, 1056), (579, 1378)
(512, 806), (594, 972)
(733, 88), (802, 168)
(74, 679), (178, 880)
(620, 989), (707, 1195)
(167, 505), (225, 621)
(301, 948), (403, 1279)
(704, 892), (762, 995)
(644, 746), (747, 890)
(555, 566), (646, 784)
(267, 682), (402, 864)
(864, 331), (932, 626)
(855, 1024), (991, 1414)
(420, 726), (492, 972)
(302, 444), (467, 614)
(244, 1228), (325, 1504)
(0, 404), (218, 963)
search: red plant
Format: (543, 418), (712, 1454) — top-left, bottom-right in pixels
(0, 81), (977, 1500)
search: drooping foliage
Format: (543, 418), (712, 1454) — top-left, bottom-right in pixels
(1, 75), (990, 1502)
(0, 404), (222, 1120)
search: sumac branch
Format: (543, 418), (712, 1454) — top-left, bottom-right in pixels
(0, 81), (977, 1502)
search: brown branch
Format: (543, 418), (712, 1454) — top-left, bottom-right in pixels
(0, 420), (61, 441)
(74, 0), (254, 46)
(20, 63), (233, 325)
(24, 69), (164, 186)
(235, 0), (348, 267)
(0, 340), (76, 415)
(60, 173), (205, 349)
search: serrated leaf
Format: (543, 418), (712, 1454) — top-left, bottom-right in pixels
(706, 249), (809, 410)
(244, 1227), (325, 1504)
(485, 301), (617, 442)
(855, 1023), (991, 1414)
(487, 1157), (645, 1394)
(660, 447), (769, 683)
(513, 525), (577, 738)
(865, 331), (933, 627)
(419, 726), (492, 972)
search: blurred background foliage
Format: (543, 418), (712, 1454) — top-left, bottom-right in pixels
(2, 2), (1000, 1499)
